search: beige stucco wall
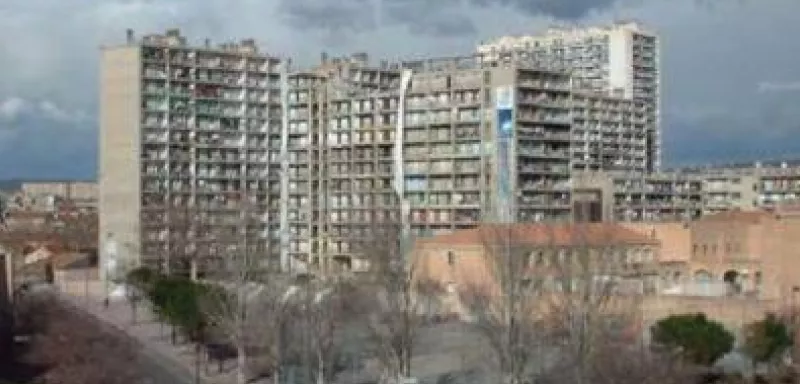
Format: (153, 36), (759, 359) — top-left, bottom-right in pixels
(98, 46), (142, 279)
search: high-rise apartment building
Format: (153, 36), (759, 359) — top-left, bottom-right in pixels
(570, 91), (650, 173)
(478, 21), (660, 172)
(286, 53), (598, 273)
(99, 29), (286, 276)
(99, 28), (664, 276)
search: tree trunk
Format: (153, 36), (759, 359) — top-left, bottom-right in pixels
(190, 259), (198, 282)
(317, 346), (325, 384)
(129, 302), (137, 324)
(236, 345), (247, 384)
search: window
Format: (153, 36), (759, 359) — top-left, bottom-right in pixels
(447, 251), (456, 266)
(641, 248), (653, 262)
(557, 249), (567, 264)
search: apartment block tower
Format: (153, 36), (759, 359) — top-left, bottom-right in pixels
(281, 53), (576, 273)
(99, 29), (286, 276)
(478, 21), (660, 172)
(99, 28), (662, 275)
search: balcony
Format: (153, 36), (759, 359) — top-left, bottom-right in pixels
(517, 112), (571, 125)
(517, 78), (570, 92)
(519, 164), (570, 175)
(143, 133), (168, 143)
(517, 146), (569, 158)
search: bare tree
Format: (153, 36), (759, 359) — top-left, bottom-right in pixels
(53, 207), (97, 254)
(165, 201), (208, 280)
(458, 224), (547, 384)
(285, 278), (357, 384)
(52, 207), (98, 301)
(541, 223), (655, 384)
(199, 199), (288, 384)
(457, 223), (658, 384)
(348, 205), (442, 383)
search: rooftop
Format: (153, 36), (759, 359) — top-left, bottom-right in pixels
(419, 222), (658, 247)
(698, 210), (776, 224)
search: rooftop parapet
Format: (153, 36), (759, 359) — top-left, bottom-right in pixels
(124, 28), (263, 55)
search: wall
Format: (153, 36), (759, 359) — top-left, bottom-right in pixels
(98, 46), (142, 280)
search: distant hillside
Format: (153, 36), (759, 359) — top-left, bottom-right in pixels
(0, 180), (22, 192)
(0, 179), (96, 193)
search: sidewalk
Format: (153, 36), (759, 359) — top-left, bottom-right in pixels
(60, 281), (245, 384)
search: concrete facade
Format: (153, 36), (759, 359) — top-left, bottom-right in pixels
(478, 21), (661, 172)
(284, 53), (660, 274)
(99, 29), (659, 277)
(98, 29), (284, 277)
(100, 27), (800, 280)
(572, 170), (704, 222)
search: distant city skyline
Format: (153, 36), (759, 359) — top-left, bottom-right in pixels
(1, 0), (799, 179)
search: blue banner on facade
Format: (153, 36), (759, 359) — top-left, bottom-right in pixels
(497, 109), (514, 139)
(496, 107), (513, 222)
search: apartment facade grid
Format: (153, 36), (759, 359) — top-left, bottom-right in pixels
(101, 27), (800, 277)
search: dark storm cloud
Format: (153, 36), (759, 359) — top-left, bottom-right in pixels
(382, 0), (476, 37)
(277, 0), (625, 37)
(277, 0), (377, 33)
(468, 0), (621, 20)
(2, 0), (800, 179)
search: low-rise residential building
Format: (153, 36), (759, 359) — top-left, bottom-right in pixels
(413, 212), (800, 331)
(413, 222), (661, 301)
(623, 209), (800, 303)
(19, 181), (98, 212)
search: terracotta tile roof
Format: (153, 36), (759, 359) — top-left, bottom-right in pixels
(0, 230), (66, 254)
(699, 210), (774, 223)
(418, 222), (658, 247)
(17, 251), (91, 276)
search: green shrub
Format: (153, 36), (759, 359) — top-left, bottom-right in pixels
(651, 313), (734, 366)
(743, 313), (793, 366)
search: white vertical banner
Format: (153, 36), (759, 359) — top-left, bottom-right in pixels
(494, 86), (515, 110)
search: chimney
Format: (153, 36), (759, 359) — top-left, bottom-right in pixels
(126, 29), (135, 43)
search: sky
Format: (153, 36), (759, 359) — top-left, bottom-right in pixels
(0, 0), (798, 180)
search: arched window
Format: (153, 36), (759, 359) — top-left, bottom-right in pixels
(723, 270), (739, 284)
(723, 270), (742, 295)
(694, 270), (712, 282)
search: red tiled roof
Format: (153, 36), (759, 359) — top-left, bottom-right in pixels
(698, 210), (774, 223)
(418, 222), (658, 247)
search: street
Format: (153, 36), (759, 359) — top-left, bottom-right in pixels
(41, 286), (196, 384)
(135, 346), (194, 384)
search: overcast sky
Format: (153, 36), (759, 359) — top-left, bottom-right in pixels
(0, 0), (798, 179)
